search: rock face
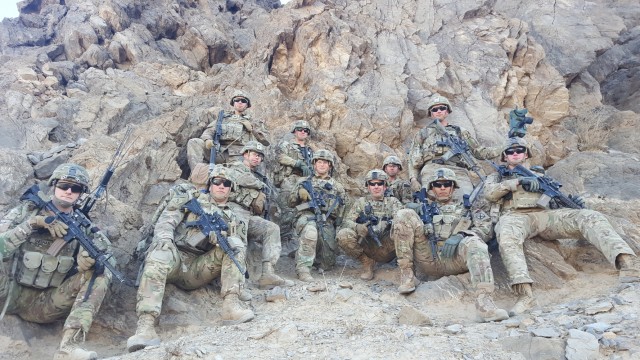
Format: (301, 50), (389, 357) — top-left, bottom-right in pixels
(1, 0), (640, 359)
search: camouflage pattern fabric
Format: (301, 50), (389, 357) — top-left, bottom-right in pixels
(0, 199), (112, 334)
(226, 160), (266, 210)
(337, 195), (403, 263)
(386, 178), (413, 204)
(485, 170), (636, 286)
(136, 195), (247, 317)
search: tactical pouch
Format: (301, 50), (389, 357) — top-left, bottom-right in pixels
(50, 256), (74, 287)
(34, 254), (58, 288)
(220, 122), (243, 142)
(16, 251), (42, 287)
(433, 214), (456, 238)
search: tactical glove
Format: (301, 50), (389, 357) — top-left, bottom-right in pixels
(28, 215), (68, 238)
(355, 223), (368, 237)
(294, 160), (313, 177)
(440, 233), (464, 258)
(519, 177), (540, 192)
(410, 178), (422, 192)
(251, 192), (267, 215)
(298, 188), (311, 202)
(568, 194), (585, 208)
(204, 139), (214, 150)
(405, 202), (423, 216)
(76, 249), (96, 272)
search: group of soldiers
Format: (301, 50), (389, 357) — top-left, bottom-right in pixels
(1, 91), (639, 359)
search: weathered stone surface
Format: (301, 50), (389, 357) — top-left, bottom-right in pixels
(398, 306), (431, 326)
(501, 334), (565, 360)
(565, 329), (599, 360)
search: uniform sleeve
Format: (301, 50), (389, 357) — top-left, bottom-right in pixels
(462, 129), (502, 160)
(333, 183), (348, 224)
(228, 163), (265, 190)
(277, 142), (298, 167)
(484, 173), (519, 203)
(407, 131), (424, 180)
(252, 118), (271, 146)
(199, 109), (218, 140)
(0, 203), (35, 259)
(342, 197), (364, 230)
(288, 179), (304, 207)
(153, 206), (185, 243)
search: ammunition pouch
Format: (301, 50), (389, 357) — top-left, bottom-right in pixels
(16, 251), (74, 289)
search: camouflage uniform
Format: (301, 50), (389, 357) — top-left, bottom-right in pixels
(382, 156), (412, 204)
(289, 150), (347, 277)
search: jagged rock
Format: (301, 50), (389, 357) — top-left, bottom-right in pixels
(33, 151), (71, 179)
(501, 334), (565, 360)
(566, 329), (599, 360)
(398, 306), (431, 326)
(531, 327), (562, 338)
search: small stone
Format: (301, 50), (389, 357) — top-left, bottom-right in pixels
(445, 324), (463, 334)
(566, 329), (599, 360)
(502, 318), (521, 328)
(266, 287), (288, 302)
(531, 327), (561, 338)
(398, 306), (432, 326)
(307, 284), (327, 292)
(335, 288), (354, 302)
(602, 331), (616, 340)
(581, 322), (611, 334)
(584, 300), (613, 315)
(338, 281), (353, 289)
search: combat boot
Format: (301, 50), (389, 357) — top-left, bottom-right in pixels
(297, 267), (314, 282)
(397, 260), (419, 294)
(258, 262), (294, 289)
(53, 329), (97, 360)
(509, 283), (535, 316)
(474, 288), (509, 322)
(359, 255), (376, 281)
(222, 293), (255, 326)
(127, 313), (161, 353)
(617, 254), (640, 283)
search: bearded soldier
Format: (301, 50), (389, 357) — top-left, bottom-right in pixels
(337, 170), (402, 280)
(187, 90), (270, 185)
(128, 165), (253, 353)
(382, 155), (412, 204)
(394, 168), (509, 322)
(289, 150), (347, 281)
(273, 120), (314, 243)
(485, 137), (640, 316)
(407, 95), (501, 198)
(0, 163), (112, 360)
(226, 141), (293, 289)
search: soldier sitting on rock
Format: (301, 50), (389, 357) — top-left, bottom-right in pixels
(395, 168), (509, 323)
(289, 150), (347, 282)
(485, 137), (640, 316)
(382, 155), (412, 204)
(187, 90), (270, 186)
(127, 165), (254, 353)
(0, 163), (113, 360)
(337, 169), (402, 280)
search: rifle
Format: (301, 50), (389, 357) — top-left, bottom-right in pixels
(20, 185), (135, 295)
(80, 126), (134, 216)
(454, 179), (485, 234)
(433, 121), (485, 180)
(181, 198), (249, 278)
(355, 203), (382, 248)
(508, 108), (534, 138)
(209, 110), (225, 169)
(491, 162), (583, 209)
(413, 188), (441, 260)
(252, 170), (273, 220)
(301, 146), (313, 170)
(298, 178), (345, 243)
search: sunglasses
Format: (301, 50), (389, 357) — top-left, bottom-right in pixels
(56, 183), (84, 193)
(367, 181), (385, 187)
(294, 127), (310, 134)
(210, 178), (232, 188)
(431, 181), (454, 189)
(504, 147), (527, 156)
(233, 98), (248, 104)
(430, 106), (449, 113)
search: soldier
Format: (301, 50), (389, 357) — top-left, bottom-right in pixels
(337, 169), (402, 280)
(485, 137), (640, 316)
(394, 168), (509, 322)
(407, 95), (501, 198)
(186, 90), (270, 185)
(0, 163), (112, 360)
(289, 149), (347, 281)
(127, 165), (253, 353)
(273, 120), (314, 243)
(382, 155), (412, 204)
(226, 141), (293, 289)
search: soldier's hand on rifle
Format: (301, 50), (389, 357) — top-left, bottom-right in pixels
(295, 160), (313, 177)
(240, 120), (253, 132)
(76, 248), (96, 272)
(298, 188), (311, 202)
(251, 192), (266, 215)
(205, 139), (214, 150)
(405, 202), (423, 216)
(568, 194), (585, 208)
(519, 177), (540, 192)
(355, 223), (368, 237)
(410, 178), (422, 192)
(28, 215), (68, 238)
(441, 233), (464, 258)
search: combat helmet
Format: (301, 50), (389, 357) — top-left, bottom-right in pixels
(428, 168), (459, 189)
(230, 90), (251, 108)
(48, 163), (90, 193)
(382, 155), (403, 171)
(312, 149), (334, 166)
(208, 164), (236, 191)
(290, 120), (312, 134)
(427, 95), (452, 114)
(241, 141), (265, 156)
(364, 169), (389, 187)
(501, 137), (532, 161)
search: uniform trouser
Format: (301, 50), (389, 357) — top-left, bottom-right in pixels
(496, 208), (636, 286)
(233, 206), (282, 265)
(392, 209), (494, 287)
(275, 176), (300, 243)
(1, 269), (110, 333)
(295, 217), (337, 270)
(186, 138), (243, 168)
(337, 228), (396, 263)
(419, 163), (475, 201)
(136, 239), (246, 317)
